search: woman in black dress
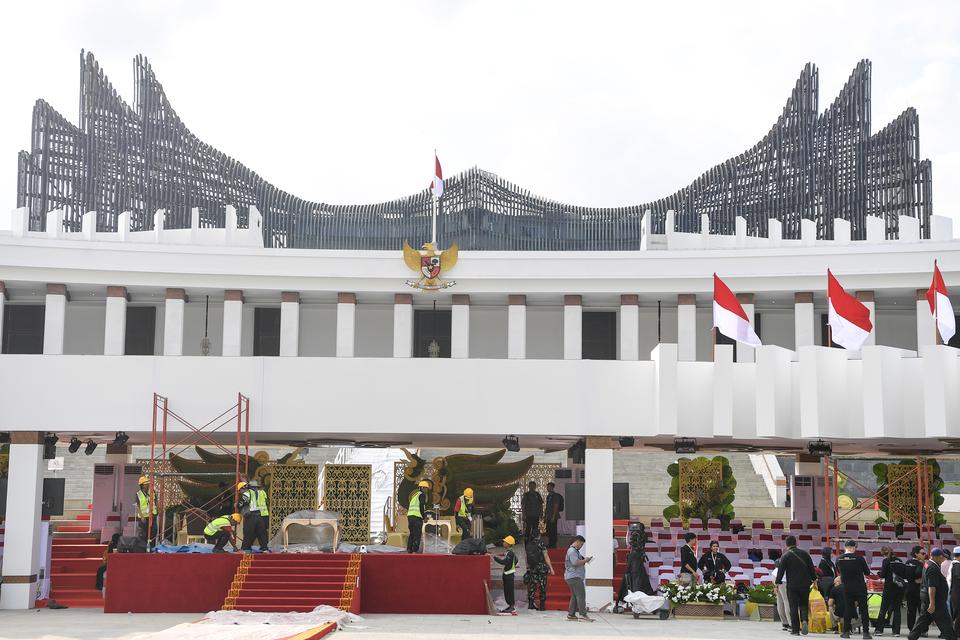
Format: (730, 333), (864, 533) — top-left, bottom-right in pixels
(817, 546), (836, 599)
(698, 540), (731, 585)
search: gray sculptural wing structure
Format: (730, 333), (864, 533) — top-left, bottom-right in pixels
(16, 53), (932, 249)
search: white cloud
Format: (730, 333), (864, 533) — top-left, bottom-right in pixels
(0, 0), (957, 230)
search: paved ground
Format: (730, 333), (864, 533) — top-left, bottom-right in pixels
(0, 609), (786, 640)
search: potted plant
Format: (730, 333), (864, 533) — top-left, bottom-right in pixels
(660, 581), (738, 620)
(745, 584), (776, 620)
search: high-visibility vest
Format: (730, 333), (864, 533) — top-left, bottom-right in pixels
(408, 490), (423, 518)
(136, 490), (157, 518)
(504, 552), (517, 575)
(244, 488), (269, 516)
(204, 516), (233, 536)
(457, 495), (471, 518)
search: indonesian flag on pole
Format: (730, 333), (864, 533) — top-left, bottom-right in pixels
(827, 270), (873, 350)
(712, 274), (761, 346)
(431, 152), (444, 199)
(926, 260), (956, 343)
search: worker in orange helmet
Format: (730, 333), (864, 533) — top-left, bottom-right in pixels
(493, 535), (519, 614)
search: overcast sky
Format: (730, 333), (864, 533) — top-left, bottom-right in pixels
(1, 1), (958, 231)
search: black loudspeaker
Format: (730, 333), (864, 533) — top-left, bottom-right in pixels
(613, 483), (630, 520)
(117, 536), (147, 553)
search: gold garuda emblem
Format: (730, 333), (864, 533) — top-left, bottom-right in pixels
(403, 240), (458, 291)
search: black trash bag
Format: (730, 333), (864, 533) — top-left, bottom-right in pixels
(117, 536), (147, 553)
(452, 537), (487, 555)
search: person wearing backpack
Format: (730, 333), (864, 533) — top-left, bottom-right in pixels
(875, 545), (906, 636)
(523, 537), (553, 610)
(903, 546), (927, 631)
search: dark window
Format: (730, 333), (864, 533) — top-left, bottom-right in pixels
(582, 311), (616, 360)
(819, 313), (843, 348)
(949, 315), (960, 348)
(124, 306), (156, 355)
(2, 305), (45, 354)
(253, 308), (281, 356)
(414, 309), (451, 358)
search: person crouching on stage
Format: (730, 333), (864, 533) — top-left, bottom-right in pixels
(698, 540), (732, 585)
(204, 513), (241, 553)
(407, 480), (430, 554)
(493, 535), (519, 614)
(238, 479), (270, 552)
(454, 487), (474, 540)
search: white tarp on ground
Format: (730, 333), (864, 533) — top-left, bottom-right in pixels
(125, 606), (362, 640)
(623, 590), (667, 614)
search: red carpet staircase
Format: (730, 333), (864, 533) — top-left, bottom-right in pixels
(48, 508), (108, 608)
(544, 547), (629, 611)
(223, 553), (360, 613)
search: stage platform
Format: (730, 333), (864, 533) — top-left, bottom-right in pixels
(104, 552), (489, 615)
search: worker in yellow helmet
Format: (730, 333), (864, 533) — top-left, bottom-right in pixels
(237, 479), (270, 552)
(406, 480), (431, 554)
(134, 476), (158, 543)
(493, 535), (519, 614)
(454, 487), (475, 541)
(204, 513), (241, 553)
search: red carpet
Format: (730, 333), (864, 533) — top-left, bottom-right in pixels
(104, 553), (241, 613)
(543, 548), (628, 611)
(224, 553), (359, 613)
(50, 536), (106, 608)
(360, 553), (488, 614)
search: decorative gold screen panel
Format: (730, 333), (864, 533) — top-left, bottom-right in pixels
(887, 463), (933, 525)
(394, 461), (435, 521)
(678, 458), (723, 522)
(269, 464), (319, 540)
(323, 464), (372, 544)
(136, 458), (184, 507)
(510, 464), (561, 531)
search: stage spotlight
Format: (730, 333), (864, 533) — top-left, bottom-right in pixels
(568, 439), (586, 465)
(673, 437), (697, 455)
(618, 437), (635, 448)
(43, 434), (59, 460)
(502, 435), (520, 452)
(68, 437), (82, 454)
(84, 439), (98, 455)
(113, 431), (129, 447)
(807, 439), (833, 458)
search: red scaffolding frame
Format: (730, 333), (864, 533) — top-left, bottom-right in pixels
(144, 392), (250, 548)
(822, 456), (935, 553)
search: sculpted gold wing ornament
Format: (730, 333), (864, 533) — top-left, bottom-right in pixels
(402, 239), (458, 290)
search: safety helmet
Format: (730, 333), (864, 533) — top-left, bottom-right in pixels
(231, 513), (242, 523)
(463, 488), (474, 498)
(503, 535), (516, 546)
(237, 481), (247, 490)
(248, 479), (260, 488)
(138, 476), (150, 485)
(417, 480), (431, 489)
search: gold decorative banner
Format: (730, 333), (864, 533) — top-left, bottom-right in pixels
(136, 458), (184, 507)
(678, 458), (723, 523)
(323, 464), (372, 544)
(269, 464), (319, 540)
(394, 460), (435, 522)
(887, 463), (933, 525)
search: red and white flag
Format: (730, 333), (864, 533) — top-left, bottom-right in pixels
(431, 153), (444, 198)
(827, 270), (873, 350)
(712, 274), (761, 347)
(926, 260), (956, 343)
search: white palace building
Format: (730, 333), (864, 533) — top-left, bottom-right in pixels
(0, 54), (957, 609)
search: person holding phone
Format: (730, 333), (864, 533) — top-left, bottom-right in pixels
(565, 535), (595, 622)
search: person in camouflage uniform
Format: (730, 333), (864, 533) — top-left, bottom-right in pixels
(524, 538), (554, 610)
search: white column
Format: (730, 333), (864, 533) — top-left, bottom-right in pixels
(856, 291), (876, 347)
(563, 295), (582, 360)
(507, 295), (527, 359)
(584, 439), (614, 610)
(43, 284), (67, 355)
(103, 286), (128, 356)
(917, 288), (936, 349)
(451, 295), (470, 359)
(392, 294), (413, 358)
(280, 292), (300, 357)
(162, 288), (186, 356)
(222, 290), (243, 357)
(795, 292), (815, 348)
(0, 283), (7, 349)
(336, 292), (356, 357)
(0, 433), (44, 609)
(677, 294), (696, 361)
(619, 294), (639, 361)
(737, 293), (756, 363)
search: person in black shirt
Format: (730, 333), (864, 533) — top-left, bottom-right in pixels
(818, 546), (837, 600)
(775, 535), (818, 636)
(698, 541), (731, 585)
(903, 546), (927, 631)
(950, 546), (960, 637)
(836, 539), (872, 639)
(908, 548), (957, 640)
(830, 578), (862, 635)
(544, 483), (564, 549)
(875, 545), (906, 636)
(678, 532), (699, 585)
(521, 482), (544, 542)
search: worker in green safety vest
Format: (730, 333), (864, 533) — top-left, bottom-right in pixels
(204, 513), (241, 553)
(238, 479), (270, 552)
(454, 487), (474, 541)
(135, 476), (158, 543)
(406, 480), (431, 554)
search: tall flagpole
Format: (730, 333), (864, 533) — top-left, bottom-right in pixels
(934, 260), (940, 345)
(431, 149), (438, 245)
